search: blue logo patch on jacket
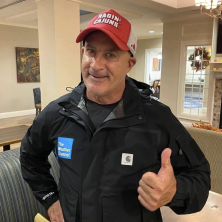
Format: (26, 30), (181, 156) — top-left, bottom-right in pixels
(58, 137), (74, 159)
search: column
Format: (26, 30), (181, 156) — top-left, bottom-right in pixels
(36, 0), (81, 108)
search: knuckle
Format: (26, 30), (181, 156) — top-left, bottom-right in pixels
(149, 206), (157, 212)
(158, 185), (164, 192)
(141, 174), (147, 181)
(152, 195), (160, 202)
(142, 172), (150, 181)
(150, 202), (158, 211)
(139, 179), (143, 186)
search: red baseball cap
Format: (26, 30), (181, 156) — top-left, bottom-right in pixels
(76, 9), (137, 56)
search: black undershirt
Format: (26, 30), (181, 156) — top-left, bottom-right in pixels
(85, 97), (119, 128)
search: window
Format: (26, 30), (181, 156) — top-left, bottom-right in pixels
(184, 45), (211, 116)
(177, 41), (214, 122)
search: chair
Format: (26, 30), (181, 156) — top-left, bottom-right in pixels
(152, 79), (160, 93)
(33, 88), (41, 116)
(152, 79), (161, 99)
(0, 148), (60, 222)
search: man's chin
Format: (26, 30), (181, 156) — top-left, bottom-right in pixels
(86, 86), (107, 98)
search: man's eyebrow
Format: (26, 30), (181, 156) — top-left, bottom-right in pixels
(85, 44), (119, 53)
(85, 44), (95, 48)
(105, 48), (119, 52)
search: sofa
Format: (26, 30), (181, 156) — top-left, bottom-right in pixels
(0, 127), (221, 221)
(160, 127), (222, 222)
(185, 126), (222, 194)
(0, 148), (59, 222)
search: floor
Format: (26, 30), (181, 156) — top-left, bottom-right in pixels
(0, 114), (35, 152)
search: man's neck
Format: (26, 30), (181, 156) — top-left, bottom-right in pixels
(86, 89), (124, 105)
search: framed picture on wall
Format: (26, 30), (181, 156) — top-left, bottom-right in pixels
(16, 47), (40, 82)
(152, 58), (161, 71)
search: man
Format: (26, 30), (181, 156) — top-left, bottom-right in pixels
(20, 9), (210, 222)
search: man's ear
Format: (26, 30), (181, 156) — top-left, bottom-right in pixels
(127, 57), (137, 73)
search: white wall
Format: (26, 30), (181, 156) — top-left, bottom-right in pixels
(0, 24), (39, 114)
(161, 17), (214, 115)
(129, 38), (162, 82)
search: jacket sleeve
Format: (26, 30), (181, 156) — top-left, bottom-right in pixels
(161, 106), (211, 214)
(20, 103), (59, 210)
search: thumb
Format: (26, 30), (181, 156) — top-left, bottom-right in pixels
(161, 148), (172, 169)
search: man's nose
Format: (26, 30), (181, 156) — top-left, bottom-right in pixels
(90, 55), (105, 71)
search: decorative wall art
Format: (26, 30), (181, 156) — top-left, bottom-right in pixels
(188, 47), (211, 72)
(16, 47), (40, 82)
(152, 58), (161, 71)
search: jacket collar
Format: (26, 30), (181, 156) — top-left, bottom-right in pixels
(58, 76), (144, 118)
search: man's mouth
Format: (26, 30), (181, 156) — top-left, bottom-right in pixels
(90, 74), (107, 79)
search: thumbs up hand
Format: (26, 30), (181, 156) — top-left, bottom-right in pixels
(137, 148), (177, 211)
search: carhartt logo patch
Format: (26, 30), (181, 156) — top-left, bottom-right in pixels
(58, 137), (74, 159)
(121, 153), (133, 166)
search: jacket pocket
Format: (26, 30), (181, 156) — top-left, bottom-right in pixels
(142, 207), (163, 222)
(175, 134), (203, 166)
(102, 192), (142, 222)
(59, 188), (79, 222)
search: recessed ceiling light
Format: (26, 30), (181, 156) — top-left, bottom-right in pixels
(149, 31), (154, 33)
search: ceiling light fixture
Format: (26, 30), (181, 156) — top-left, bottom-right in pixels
(195, 0), (222, 18)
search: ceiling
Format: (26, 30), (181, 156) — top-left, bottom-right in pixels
(0, 0), (202, 39)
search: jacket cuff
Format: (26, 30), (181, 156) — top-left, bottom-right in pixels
(167, 177), (186, 207)
(42, 192), (60, 210)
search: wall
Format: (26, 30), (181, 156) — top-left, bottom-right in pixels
(0, 24), (39, 115)
(129, 38), (162, 82)
(161, 16), (214, 116)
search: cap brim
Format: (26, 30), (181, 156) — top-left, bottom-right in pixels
(76, 27), (129, 51)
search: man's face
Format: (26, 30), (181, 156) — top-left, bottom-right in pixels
(81, 31), (136, 104)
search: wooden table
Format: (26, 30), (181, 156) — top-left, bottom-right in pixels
(161, 191), (222, 222)
(0, 125), (29, 151)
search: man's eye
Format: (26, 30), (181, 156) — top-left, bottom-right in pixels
(107, 53), (115, 58)
(86, 49), (95, 54)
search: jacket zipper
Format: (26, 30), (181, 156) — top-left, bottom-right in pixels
(60, 108), (94, 133)
(93, 112), (143, 136)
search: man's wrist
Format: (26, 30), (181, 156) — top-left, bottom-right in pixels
(42, 192), (60, 210)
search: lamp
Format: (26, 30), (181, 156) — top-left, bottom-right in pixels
(206, 0), (218, 8)
(195, 0), (207, 6)
(195, 0), (222, 18)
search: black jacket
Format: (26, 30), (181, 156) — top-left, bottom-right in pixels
(20, 76), (210, 222)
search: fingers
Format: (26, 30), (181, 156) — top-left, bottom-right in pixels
(141, 172), (162, 189)
(138, 179), (163, 201)
(48, 200), (65, 222)
(137, 186), (160, 211)
(139, 179), (154, 196)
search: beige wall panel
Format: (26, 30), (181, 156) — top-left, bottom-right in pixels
(161, 17), (214, 115)
(0, 25), (39, 113)
(182, 22), (213, 36)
